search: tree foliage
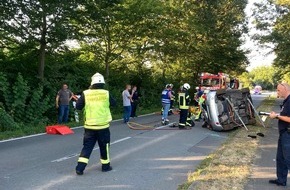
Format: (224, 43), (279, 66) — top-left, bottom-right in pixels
(0, 0), (78, 79)
(253, 0), (290, 68)
(0, 72), (51, 124)
(239, 65), (287, 90)
(0, 0), (250, 131)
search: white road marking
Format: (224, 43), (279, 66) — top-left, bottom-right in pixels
(111, 136), (132, 145)
(67, 113), (155, 130)
(0, 133), (46, 143)
(0, 113), (155, 143)
(35, 132), (176, 190)
(155, 122), (176, 130)
(51, 136), (132, 163)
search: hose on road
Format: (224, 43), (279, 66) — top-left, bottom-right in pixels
(127, 121), (192, 130)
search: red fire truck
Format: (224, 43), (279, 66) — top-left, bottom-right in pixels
(199, 72), (239, 90)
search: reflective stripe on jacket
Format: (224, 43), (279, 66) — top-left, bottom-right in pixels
(179, 92), (190, 109)
(83, 89), (112, 130)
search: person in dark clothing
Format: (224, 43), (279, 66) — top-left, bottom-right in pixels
(130, 86), (140, 117)
(178, 83), (191, 129)
(75, 73), (116, 175)
(168, 84), (175, 115)
(269, 83), (290, 187)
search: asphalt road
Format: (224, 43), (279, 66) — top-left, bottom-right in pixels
(0, 94), (267, 190)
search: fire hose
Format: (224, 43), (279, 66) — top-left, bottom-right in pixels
(127, 121), (192, 130)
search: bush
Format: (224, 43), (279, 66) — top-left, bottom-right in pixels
(0, 72), (52, 125)
(0, 107), (19, 132)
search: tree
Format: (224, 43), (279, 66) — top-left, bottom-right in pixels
(171, 0), (249, 82)
(253, 0), (290, 68)
(0, 0), (78, 80)
(250, 66), (276, 90)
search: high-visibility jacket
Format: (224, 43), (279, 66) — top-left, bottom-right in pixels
(178, 91), (190, 109)
(199, 94), (206, 105)
(83, 89), (112, 130)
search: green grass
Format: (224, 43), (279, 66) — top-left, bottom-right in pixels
(0, 106), (160, 141)
(178, 97), (276, 190)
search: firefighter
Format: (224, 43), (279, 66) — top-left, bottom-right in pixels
(178, 83), (191, 129)
(75, 72), (116, 175)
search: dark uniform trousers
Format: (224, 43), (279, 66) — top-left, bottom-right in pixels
(76, 128), (110, 172)
(277, 130), (290, 184)
(131, 101), (138, 117)
(179, 109), (188, 128)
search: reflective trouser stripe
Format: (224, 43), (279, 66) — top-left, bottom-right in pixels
(186, 117), (191, 125)
(180, 106), (189, 109)
(100, 143), (110, 164)
(179, 123), (186, 126)
(78, 157), (89, 164)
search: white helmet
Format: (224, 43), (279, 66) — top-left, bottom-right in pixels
(183, 83), (190, 90)
(91, 73), (105, 85)
(166, 83), (173, 88)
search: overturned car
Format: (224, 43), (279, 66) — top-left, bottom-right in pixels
(202, 88), (258, 131)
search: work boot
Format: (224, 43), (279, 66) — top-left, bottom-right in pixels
(269, 179), (286, 186)
(178, 124), (185, 129)
(102, 164), (113, 172)
(190, 121), (195, 127)
(75, 163), (86, 175)
(76, 170), (84, 175)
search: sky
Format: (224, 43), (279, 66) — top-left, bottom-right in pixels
(243, 0), (276, 71)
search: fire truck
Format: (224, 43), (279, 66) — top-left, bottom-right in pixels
(199, 72), (239, 90)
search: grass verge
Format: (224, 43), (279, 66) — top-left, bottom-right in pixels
(0, 106), (160, 141)
(178, 97), (276, 190)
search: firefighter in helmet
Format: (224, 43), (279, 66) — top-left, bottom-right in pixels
(75, 72), (116, 175)
(178, 83), (191, 129)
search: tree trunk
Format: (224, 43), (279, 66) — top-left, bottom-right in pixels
(38, 41), (46, 80)
(38, 14), (47, 80)
(104, 23), (111, 83)
(105, 54), (109, 80)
